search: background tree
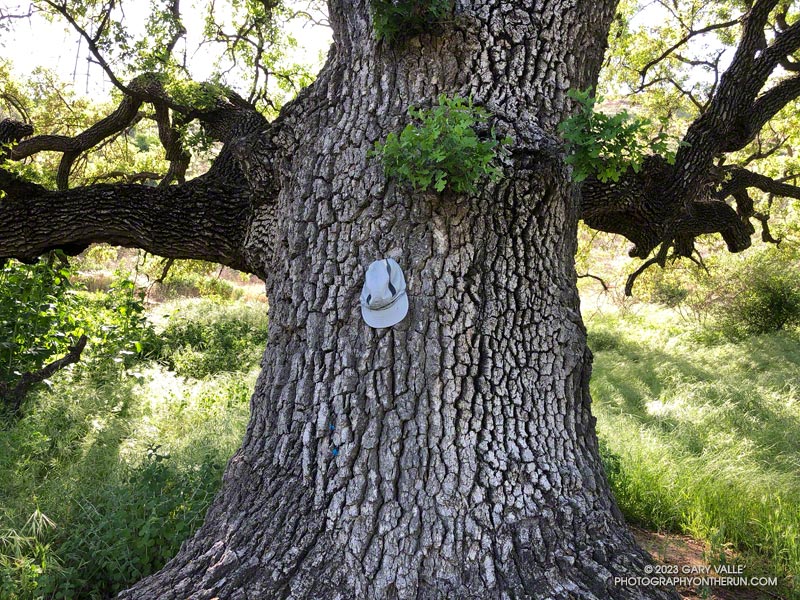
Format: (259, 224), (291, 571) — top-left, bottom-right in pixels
(1, 0), (799, 598)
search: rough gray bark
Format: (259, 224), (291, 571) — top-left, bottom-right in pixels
(113, 2), (677, 598)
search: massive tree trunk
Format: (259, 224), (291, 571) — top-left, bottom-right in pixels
(3, 2), (678, 598)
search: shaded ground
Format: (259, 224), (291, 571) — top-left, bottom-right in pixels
(635, 528), (790, 600)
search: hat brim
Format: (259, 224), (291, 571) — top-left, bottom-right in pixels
(361, 293), (408, 329)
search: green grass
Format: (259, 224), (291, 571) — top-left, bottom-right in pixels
(589, 308), (800, 596)
(147, 298), (269, 378)
(0, 297), (262, 599)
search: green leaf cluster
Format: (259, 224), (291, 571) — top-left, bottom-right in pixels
(148, 300), (269, 378)
(39, 448), (223, 598)
(0, 258), (155, 409)
(372, 94), (512, 194)
(0, 256), (82, 397)
(371, 0), (454, 42)
(558, 88), (679, 183)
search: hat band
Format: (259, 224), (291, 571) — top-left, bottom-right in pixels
(363, 288), (406, 311)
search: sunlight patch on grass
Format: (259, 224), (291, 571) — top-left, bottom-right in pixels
(589, 307), (800, 594)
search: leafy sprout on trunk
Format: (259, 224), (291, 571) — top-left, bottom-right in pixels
(370, 0), (454, 42)
(371, 94), (512, 194)
(559, 88), (681, 183)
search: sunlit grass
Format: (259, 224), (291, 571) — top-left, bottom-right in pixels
(589, 307), (800, 595)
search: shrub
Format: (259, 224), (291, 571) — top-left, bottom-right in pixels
(371, 0), (453, 42)
(0, 256), (82, 408)
(713, 250), (800, 338)
(0, 510), (61, 600)
(78, 276), (156, 366)
(149, 301), (268, 378)
(372, 94), (512, 193)
(0, 256), (78, 375)
(36, 448), (223, 599)
(151, 272), (243, 302)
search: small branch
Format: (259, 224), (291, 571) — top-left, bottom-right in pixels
(638, 17), (741, 85)
(741, 133), (787, 166)
(163, 0), (187, 59)
(156, 257), (175, 283)
(625, 244), (670, 296)
(40, 0), (131, 95)
(1, 335), (87, 415)
(0, 5), (35, 22)
(577, 272), (609, 291)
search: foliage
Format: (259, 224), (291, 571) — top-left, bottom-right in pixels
(0, 64), (173, 189)
(589, 308), (800, 595)
(0, 510), (59, 600)
(38, 448), (223, 599)
(200, 0), (326, 114)
(372, 94), (512, 194)
(0, 292), (261, 598)
(74, 277), (157, 368)
(558, 88), (678, 183)
(0, 257), (156, 412)
(371, 0), (454, 42)
(150, 300), (269, 378)
(153, 272), (245, 302)
(0, 256), (81, 402)
(709, 248), (800, 339)
(622, 245), (800, 338)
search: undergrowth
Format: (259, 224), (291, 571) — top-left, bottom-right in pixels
(588, 308), (800, 597)
(0, 292), (262, 598)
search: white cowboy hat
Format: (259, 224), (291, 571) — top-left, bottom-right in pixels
(360, 258), (409, 329)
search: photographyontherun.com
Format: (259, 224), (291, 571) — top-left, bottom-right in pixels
(612, 576), (778, 587)
(613, 563), (777, 588)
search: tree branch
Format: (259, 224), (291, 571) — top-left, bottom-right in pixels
(0, 154), (255, 272)
(577, 272), (609, 291)
(638, 17), (741, 86)
(40, 0), (131, 95)
(7, 74), (262, 190)
(727, 75), (800, 151)
(0, 335), (87, 415)
(716, 166), (800, 201)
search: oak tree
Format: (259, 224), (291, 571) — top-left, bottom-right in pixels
(3, 0), (800, 597)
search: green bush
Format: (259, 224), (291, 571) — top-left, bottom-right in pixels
(150, 300), (268, 378)
(371, 0), (453, 42)
(372, 94), (511, 193)
(152, 272), (243, 302)
(37, 448), (223, 599)
(75, 277), (157, 369)
(0, 510), (60, 600)
(0, 287), (262, 598)
(0, 256), (82, 401)
(1, 259), (155, 401)
(710, 249), (800, 339)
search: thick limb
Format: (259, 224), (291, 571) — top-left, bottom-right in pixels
(0, 167), (257, 272)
